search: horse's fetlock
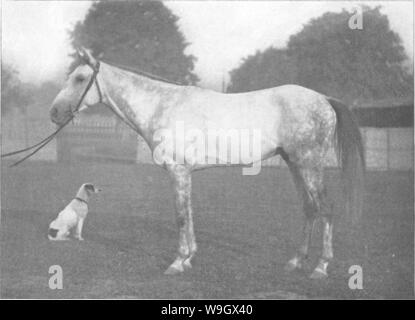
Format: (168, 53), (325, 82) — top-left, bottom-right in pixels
(177, 215), (186, 228)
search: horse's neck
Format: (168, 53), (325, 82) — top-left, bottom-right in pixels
(99, 63), (164, 141)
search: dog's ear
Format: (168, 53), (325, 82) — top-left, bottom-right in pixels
(83, 183), (95, 192)
(83, 183), (101, 193)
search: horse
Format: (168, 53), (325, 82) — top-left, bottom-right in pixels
(50, 48), (365, 279)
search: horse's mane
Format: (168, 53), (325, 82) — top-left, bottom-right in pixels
(100, 59), (186, 86)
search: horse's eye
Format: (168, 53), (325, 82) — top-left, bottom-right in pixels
(75, 75), (85, 83)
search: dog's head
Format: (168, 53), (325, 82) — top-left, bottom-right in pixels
(82, 183), (102, 195)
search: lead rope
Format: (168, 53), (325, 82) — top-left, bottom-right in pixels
(1, 117), (72, 158)
(5, 116), (75, 167)
(1, 62), (100, 167)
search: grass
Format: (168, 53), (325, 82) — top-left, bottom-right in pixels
(1, 161), (413, 299)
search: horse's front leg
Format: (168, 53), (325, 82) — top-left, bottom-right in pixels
(165, 165), (197, 275)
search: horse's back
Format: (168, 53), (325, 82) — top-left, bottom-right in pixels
(154, 83), (335, 164)
(269, 85), (337, 160)
(210, 84), (336, 161)
(186, 84), (333, 131)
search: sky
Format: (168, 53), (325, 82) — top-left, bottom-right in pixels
(2, 0), (413, 90)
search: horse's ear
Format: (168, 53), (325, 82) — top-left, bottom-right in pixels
(76, 47), (86, 59)
(75, 47), (88, 66)
(80, 47), (98, 67)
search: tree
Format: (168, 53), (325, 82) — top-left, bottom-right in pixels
(27, 81), (61, 115)
(1, 64), (32, 115)
(228, 48), (297, 93)
(287, 6), (412, 103)
(68, 1), (198, 85)
(228, 6), (413, 103)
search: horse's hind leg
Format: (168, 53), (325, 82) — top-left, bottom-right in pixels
(284, 214), (315, 272)
(284, 162), (318, 272)
(310, 214), (334, 279)
(284, 161), (334, 278)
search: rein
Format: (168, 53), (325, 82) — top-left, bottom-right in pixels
(1, 58), (176, 167)
(1, 62), (100, 167)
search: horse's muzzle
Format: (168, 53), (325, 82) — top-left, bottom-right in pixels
(50, 106), (71, 125)
(50, 107), (59, 124)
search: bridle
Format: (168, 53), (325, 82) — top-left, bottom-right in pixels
(2, 60), (105, 166)
(2, 57), (169, 166)
(75, 60), (103, 112)
(89, 61), (141, 134)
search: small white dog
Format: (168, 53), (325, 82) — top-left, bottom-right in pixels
(48, 183), (101, 241)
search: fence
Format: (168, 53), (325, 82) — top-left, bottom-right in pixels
(135, 126), (413, 170)
(2, 111), (413, 171)
(1, 111), (56, 161)
(261, 127), (414, 170)
(56, 116), (138, 162)
(362, 127), (413, 170)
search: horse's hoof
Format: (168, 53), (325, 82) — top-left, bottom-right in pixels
(284, 262), (298, 272)
(284, 258), (301, 272)
(183, 259), (192, 270)
(164, 266), (182, 275)
(164, 264), (184, 275)
(309, 269), (328, 279)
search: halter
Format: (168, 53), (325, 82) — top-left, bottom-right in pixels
(1, 60), (103, 166)
(86, 61), (141, 134)
(2, 58), (140, 166)
(73, 60), (102, 113)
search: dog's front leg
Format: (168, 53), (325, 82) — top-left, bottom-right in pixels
(74, 218), (85, 241)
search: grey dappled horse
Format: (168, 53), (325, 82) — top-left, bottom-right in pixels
(50, 49), (365, 278)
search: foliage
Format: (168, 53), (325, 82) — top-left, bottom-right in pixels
(228, 6), (413, 104)
(228, 49), (297, 93)
(68, 1), (198, 85)
(1, 64), (32, 115)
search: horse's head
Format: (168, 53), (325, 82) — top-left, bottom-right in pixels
(50, 48), (102, 125)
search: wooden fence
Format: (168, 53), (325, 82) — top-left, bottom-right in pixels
(1, 111), (56, 161)
(135, 126), (413, 170)
(2, 112), (413, 171)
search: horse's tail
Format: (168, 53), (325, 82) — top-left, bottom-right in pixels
(326, 97), (365, 224)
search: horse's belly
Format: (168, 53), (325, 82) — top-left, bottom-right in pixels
(152, 89), (282, 168)
(152, 119), (279, 168)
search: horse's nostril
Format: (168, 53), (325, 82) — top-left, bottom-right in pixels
(50, 107), (63, 124)
(50, 108), (57, 118)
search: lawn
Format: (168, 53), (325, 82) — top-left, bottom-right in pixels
(1, 161), (413, 299)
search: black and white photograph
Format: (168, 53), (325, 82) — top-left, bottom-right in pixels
(1, 0), (413, 301)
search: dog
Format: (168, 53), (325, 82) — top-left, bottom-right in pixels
(48, 183), (101, 241)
